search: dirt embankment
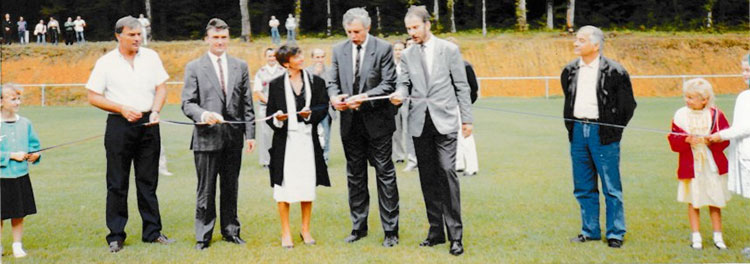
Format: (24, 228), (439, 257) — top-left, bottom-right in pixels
(1, 33), (748, 105)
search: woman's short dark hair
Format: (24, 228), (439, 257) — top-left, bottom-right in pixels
(276, 44), (302, 67)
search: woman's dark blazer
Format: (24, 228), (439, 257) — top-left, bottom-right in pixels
(265, 72), (331, 187)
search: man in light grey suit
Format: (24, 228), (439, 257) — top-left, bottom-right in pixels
(181, 18), (255, 251)
(305, 48), (336, 163)
(390, 5), (472, 256)
(328, 7), (400, 247)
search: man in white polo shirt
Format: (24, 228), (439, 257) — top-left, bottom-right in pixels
(86, 15), (175, 253)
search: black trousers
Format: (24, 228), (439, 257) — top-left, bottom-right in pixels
(413, 111), (463, 242)
(49, 30), (58, 44)
(2, 29), (11, 44)
(342, 112), (399, 236)
(64, 30), (74, 45)
(193, 147), (242, 242)
(104, 114), (162, 243)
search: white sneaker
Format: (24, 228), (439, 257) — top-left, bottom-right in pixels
(159, 169), (173, 176)
(714, 240), (728, 250)
(691, 241), (702, 250)
(714, 232), (727, 250)
(691, 233), (702, 250)
(12, 242), (27, 258)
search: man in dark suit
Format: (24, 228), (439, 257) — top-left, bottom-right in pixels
(181, 18), (255, 251)
(390, 5), (473, 256)
(327, 7), (400, 247)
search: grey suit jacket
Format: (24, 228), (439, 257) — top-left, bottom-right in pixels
(327, 34), (397, 139)
(395, 37), (473, 137)
(181, 53), (255, 151)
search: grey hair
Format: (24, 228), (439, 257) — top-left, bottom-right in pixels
(115, 16), (142, 34)
(310, 48), (326, 57)
(405, 5), (430, 23)
(0, 83), (24, 98)
(342, 7), (371, 29)
(577, 25), (604, 53)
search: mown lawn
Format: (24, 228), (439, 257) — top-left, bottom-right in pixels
(1, 96), (749, 263)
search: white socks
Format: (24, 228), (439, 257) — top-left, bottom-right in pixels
(713, 232), (727, 250)
(691, 232), (702, 249)
(12, 242), (27, 258)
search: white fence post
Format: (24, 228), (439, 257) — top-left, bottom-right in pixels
(41, 84), (46, 107)
(545, 78), (550, 99)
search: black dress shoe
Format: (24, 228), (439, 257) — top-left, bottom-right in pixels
(449, 241), (464, 256)
(344, 231), (367, 243)
(223, 235), (246, 245)
(607, 238), (623, 248)
(382, 235), (399, 247)
(195, 241), (210, 250)
(149, 234), (176, 245)
(570, 234), (600, 243)
(108, 241), (124, 253)
(419, 238), (446, 247)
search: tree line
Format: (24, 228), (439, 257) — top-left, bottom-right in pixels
(2, 0), (748, 42)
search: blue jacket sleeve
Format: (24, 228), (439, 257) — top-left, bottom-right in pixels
(27, 121), (41, 164)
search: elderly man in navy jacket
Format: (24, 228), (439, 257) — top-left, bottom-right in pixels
(561, 25), (636, 249)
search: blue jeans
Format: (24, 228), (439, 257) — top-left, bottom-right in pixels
(76, 31), (85, 43)
(570, 122), (626, 240)
(286, 28), (295, 42)
(36, 34), (45, 44)
(18, 31), (26, 44)
(270, 27), (280, 45)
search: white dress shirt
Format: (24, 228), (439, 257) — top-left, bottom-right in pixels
(253, 64), (285, 92)
(85, 47), (169, 112)
(421, 36), (436, 76)
(573, 56), (601, 119)
(73, 19), (85, 32)
(207, 51), (229, 95)
(351, 34), (370, 82)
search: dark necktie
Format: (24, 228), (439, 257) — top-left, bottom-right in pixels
(217, 57), (226, 95)
(419, 44), (430, 86)
(353, 44), (362, 94)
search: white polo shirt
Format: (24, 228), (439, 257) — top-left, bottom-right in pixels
(86, 47), (169, 112)
(573, 56), (600, 119)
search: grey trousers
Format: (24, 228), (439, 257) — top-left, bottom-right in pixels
(257, 104), (273, 166)
(393, 102), (417, 165)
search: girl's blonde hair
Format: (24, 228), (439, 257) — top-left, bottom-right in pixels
(682, 78), (715, 109)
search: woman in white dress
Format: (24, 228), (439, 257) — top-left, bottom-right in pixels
(266, 44), (330, 249)
(708, 54), (750, 254)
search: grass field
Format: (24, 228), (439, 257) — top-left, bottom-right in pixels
(1, 96), (750, 263)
